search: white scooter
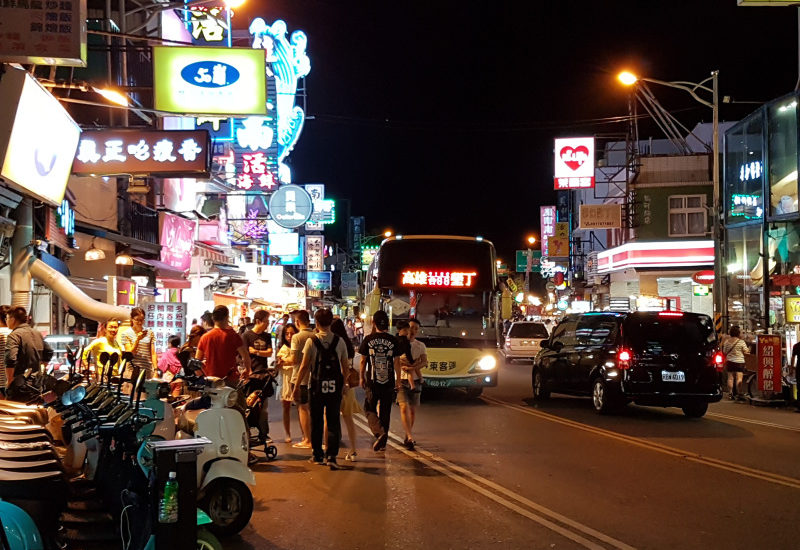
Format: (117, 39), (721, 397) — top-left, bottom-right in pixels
(175, 377), (255, 537)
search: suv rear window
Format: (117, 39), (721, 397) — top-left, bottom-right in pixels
(509, 323), (548, 338)
(623, 313), (716, 353)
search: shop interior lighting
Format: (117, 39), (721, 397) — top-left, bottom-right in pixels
(778, 100), (797, 113)
(115, 252), (134, 266)
(85, 238), (105, 261)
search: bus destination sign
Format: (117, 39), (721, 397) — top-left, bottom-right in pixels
(401, 270), (477, 288)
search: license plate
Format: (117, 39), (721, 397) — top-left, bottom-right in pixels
(661, 370), (685, 382)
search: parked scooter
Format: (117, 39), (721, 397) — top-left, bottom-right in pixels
(175, 374), (255, 537)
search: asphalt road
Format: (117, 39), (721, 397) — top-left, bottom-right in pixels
(226, 357), (800, 550)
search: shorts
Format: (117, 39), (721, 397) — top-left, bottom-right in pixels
(292, 383), (309, 405)
(726, 361), (746, 373)
(397, 379), (421, 406)
(340, 386), (363, 415)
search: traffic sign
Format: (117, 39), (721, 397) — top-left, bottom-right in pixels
(516, 250), (542, 273)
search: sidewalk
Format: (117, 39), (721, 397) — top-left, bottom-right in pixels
(709, 396), (800, 430)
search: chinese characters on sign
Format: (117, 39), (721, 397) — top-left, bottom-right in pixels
(306, 235), (324, 271)
(188, 6), (230, 45)
(0, 0), (87, 66)
(730, 193), (763, 219)
(160, 212), (196, 272)
(146, 303), (187, 353)
(554, 137), (595, 190)
(72, 130), (210, 176)
(756, 334), (781, 394)
(401, 270), (477, 288)
(426, 361), (456, 372)
(540, 206), (556, 257)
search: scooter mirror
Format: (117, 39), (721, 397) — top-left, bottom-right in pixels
(69, 386), (86, 404)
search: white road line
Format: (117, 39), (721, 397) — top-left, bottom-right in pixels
(483, 396), (800, 490)
(352, 416), (635, 550)
(707, 411), (800, 433)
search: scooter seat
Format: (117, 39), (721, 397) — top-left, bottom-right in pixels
(0, 431), (50, 442)
(0, 458), (59, 471)
(0, 408), (48, 426)
(0, 423), (47, 434)
(0, 448), (56, 461)
(0, 469), (62, 482)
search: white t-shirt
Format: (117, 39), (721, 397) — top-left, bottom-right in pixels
(401, 339), (427, 382)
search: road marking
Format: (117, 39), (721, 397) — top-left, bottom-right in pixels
(707, 411), (800, 433)
(483, 396), (800, 491)
(352, 416), (635, 550)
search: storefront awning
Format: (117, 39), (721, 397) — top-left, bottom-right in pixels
(133, 257), (188, 280)
(597, 240), (714, 274)
(213, 264), (248, 282)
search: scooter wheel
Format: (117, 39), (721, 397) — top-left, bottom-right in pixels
(197, 528), (223, 550)
(201, 479), (254, 537)
(266, 445), (278, 460)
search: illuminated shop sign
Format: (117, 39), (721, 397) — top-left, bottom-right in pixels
(729, 193), (763, 219)
(0, 66), (81, 207)
(597, 240), (714, 273)
(554, 137), (595, 190)
(72, 129), (210, 176)
(306, 235), (324, 271)
(152, 46), (267, 115)
(268, 184), (313, 229)
(186, 6), (231, 47)
(307, 271), (332, 291)
(540, 206), (556, 257)
(401, 270), (477, 288)
(0, 0), (87, 66)
(361, 246), (378, 271)
(739, 161), (763, 183)
(249, 18), (310, 183)
(159, 212), (196, 272)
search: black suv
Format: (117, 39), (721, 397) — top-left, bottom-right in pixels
(532, 311), (723, 417)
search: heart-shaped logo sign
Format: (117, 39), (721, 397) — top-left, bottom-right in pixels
(560, 146), (589, 171)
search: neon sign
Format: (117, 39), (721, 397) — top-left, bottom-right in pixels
(401, 270), (477, 288)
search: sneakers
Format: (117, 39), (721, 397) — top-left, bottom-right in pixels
(373, 433), (388, 452)
(327, 459), (340, 470)
(309, 456), (325, 465)
(345, 451), (357, 462)
(403, 437), (415, 450)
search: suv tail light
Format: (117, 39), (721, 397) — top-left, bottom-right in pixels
(712, 351), (725, 371)
(617, 348), (632, 369)
(658, 311), (684, 317)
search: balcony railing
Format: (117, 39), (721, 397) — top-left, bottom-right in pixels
(121, 201), (159, 244)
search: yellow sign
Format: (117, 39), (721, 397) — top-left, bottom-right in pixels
(555, 222), (569, 238)
(579, 204), (622, 229)
(785, 296), (800, 323)
(548, 236), (569, 258)
(153, 46), (267, 116)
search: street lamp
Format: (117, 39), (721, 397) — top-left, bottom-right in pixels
(524, 235), (537, 292)
(617, 69), (721, 322)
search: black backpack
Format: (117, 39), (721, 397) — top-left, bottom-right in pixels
(310, 334), (343, 395)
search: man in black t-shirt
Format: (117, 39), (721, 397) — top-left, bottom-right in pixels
(242, 310), (274, 442)
(359, 310), (402, 451)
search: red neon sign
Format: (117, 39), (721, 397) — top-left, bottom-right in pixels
(401, 270), (477, 288)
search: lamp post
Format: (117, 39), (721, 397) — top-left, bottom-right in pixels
(617, 70), (722, 323)
(524, 235), (536, 292)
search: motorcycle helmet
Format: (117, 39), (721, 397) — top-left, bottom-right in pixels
(0, 499), (44, 550)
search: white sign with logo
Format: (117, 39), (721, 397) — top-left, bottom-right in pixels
(554, 137), (595, 190)
(0, 67), (81, 207)
(268, 184), (313, 229)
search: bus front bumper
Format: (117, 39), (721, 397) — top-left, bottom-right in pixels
(423, 372), (498, 389)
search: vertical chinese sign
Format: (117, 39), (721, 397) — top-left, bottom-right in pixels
(756, 334), (781, 394)
(540, 206), (556, 257)
(146, 302), (188, 353)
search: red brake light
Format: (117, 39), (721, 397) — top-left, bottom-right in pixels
(713, 351), (725, 371)
(617, 348), (632, 369)
(658, 311), (684, 317)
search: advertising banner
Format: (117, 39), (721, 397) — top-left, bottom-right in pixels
(554, 137), (595, 190)
(145, 302), (187, 353)
(72, 129), (211, 176)
(0, 0), (87, 66)
(756, 334), (781, 394)
(153, 46), (267, 115)
(306, 235), (324, 271)
(579, 204), (622, 229)
(0, 67), (81, 207)
(341, 272), (360, 299)
(307, 271), (332, 291)
(159, 212), (195, 272)
(540, 206), (556, 257)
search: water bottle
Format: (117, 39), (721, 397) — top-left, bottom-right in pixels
(158, 471), (179, 524)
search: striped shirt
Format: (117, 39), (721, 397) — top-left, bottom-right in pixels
(0, 327), (10, 388)
(118, 327), (155, 375)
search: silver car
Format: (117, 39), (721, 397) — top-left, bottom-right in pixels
(501, 321), (549, 363)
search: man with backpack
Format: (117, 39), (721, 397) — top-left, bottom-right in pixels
(292, 308), (350, 469)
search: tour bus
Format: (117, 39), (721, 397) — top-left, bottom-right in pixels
(364, 235), (501, 397)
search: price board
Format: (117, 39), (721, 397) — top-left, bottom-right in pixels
(145, 302), (187, 353)
(756, 334), (781, 394)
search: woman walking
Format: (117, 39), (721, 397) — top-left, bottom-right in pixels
(331, 318), (361, 462)
(722, 326), (749, 401)
(275, 323), (298, 443)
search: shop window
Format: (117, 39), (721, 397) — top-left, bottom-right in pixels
(668, 195), (706, 236)
(726, 224), (764, 337)
(768, 96), (799, 218)
(725, 112), (765, 223)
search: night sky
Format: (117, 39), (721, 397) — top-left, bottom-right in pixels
(235, 1), (798, 261)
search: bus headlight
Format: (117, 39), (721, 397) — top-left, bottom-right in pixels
(477, 355), (497, 371)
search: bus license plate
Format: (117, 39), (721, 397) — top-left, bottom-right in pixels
(661, 370), (685, 382)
